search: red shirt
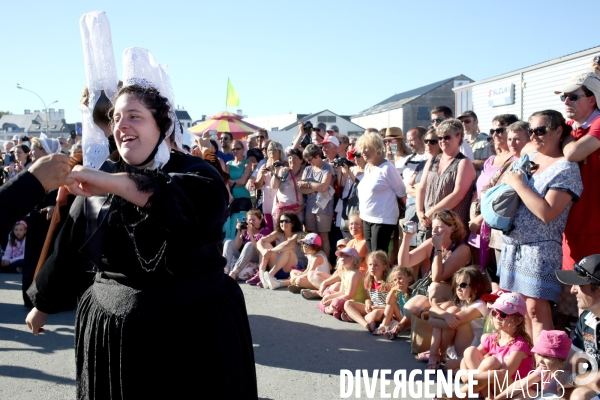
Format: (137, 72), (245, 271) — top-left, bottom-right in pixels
(564, 109), (600, 235)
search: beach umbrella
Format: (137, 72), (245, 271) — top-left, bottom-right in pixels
(188, 111), (262, 139)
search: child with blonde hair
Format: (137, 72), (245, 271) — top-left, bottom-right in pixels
(317, 247), (365, 320)
(344, 251), (390, 330)
(372, 265), (414, 339)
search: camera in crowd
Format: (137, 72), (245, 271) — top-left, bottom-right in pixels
(299, 121), (313, 148)
(403, 221), (417, 234)
(331, 157), (355, 168)
(264, 161), (285, 172)
(239, 221), (248, 230)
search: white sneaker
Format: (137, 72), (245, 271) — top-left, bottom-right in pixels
(259, 271), (270, 289)
(267, 274), (280, 290)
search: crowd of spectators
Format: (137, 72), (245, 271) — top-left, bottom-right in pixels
(2, 59), (600, 399)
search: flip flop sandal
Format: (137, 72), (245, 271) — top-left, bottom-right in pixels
(301, 289), (319, 300)
(415, 350), (430, 362)
(340, 311), (353, 322)
(384, 330), (398, 340)
(288, 285), (302, 294)
(372, 326), (387, 336)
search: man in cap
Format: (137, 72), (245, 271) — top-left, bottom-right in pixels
(326, 124), (339, 137)
(556, 72), (600, 277)
(430, 106), (475, 162)
(457, 110), (492, 171)
(552, 255), (600, 399)
(321, 134), (340, 164)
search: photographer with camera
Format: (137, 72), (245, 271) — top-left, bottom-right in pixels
(293, 121), (326, 151)
(272, 147), (305, 223)
(254, 141), (285, 231)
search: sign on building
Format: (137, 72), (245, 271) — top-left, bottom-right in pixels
(487, 84), (515, 107)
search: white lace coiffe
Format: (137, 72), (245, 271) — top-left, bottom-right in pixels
(79, 11), (118, 170)
(121, 47), (185, 170)
(39, 133), (61, 155)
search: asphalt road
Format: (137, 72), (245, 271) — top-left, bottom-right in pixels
(0, 273), (432, 399)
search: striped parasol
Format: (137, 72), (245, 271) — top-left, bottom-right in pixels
(188, 111), (262, 139)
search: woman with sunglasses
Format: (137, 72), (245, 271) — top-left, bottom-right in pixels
(400, 210), (471, 321)
(225, 139), (252, 202)
(416, 120), (475, 247)
(484, 121), (531, 287)
(499, 110), (583, 342)
(467, 115), (519, 282)
(403, 129), (441, 251)
(256, 211), (306, 290)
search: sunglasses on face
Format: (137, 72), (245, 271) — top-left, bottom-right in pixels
(457, 282), (469, 289)
(354, 153), (362, 158)
(233, 147), (243, 151)
(424, 139), (439, 145)
(491, 309), (508, 320)
(326, 130), (334, 134)
(431, 118), (444, 124)
(258, 135), (266, 139)
(490, 127), (506, 135)
(279, 219), (292, 224)
(528, 126), (549, 137)
(461, 119), (474, 124)
(573, 262), (600, 285)
(313, 128), (321, 132)
(261, 147), (268, 151)
(560, 93), (588, 102)
(437, 134), (455, 141)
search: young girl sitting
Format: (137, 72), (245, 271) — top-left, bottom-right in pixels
(494, 330), (571, 400)
(318, 247), (365, 319)
(459, 292), (534, 396)
(372, 265), (414, 339)
(282, 233), (330, 299)
(311, 212), (368, 299)
(1, 220), (27, 273)
(426, 266), (488, 371)
(344, 250), (390, 331)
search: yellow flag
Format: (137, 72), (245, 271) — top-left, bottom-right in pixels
(226, 78), (240, 107)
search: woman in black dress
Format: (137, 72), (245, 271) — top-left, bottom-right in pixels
(25, 84), (257, 399)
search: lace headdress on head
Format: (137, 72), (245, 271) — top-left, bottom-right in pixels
(79, 11), (118, 169)
(121, 47), (185, 170)
(38, 133), (61, 155)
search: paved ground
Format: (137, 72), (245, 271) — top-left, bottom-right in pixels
(0, 273), (432, 399)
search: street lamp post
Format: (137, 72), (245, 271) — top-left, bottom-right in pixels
(16, 84), (58, 136)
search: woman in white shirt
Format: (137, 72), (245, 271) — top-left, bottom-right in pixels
(356, 133), (407, 253)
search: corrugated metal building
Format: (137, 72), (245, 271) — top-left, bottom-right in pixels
(453, 46), (600, 132)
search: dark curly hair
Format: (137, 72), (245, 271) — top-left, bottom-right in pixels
(108, 85), (172, 136)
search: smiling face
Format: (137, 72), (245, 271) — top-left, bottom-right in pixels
(528, 116), (561, 154)
(112, 94), (162, 167)
(30, 145), (46, 163)
(492, 120), (509, 150)
(437, 130), (461, 154)
(348, 215), (363, 238)
(507, 129), (529, 157)
(13, 223), (26, 240)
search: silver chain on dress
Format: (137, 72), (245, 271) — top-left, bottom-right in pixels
(124, 225), (167, 272)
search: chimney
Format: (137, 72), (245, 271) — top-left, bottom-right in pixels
(237, 109), (242, 116)
(24, 110), (30, 114)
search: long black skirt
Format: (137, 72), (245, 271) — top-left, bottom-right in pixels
(75, 272), (257, 399)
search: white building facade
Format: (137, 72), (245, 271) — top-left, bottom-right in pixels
(453, 46), (600, 132)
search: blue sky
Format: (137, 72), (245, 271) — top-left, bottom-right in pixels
(2, 0), (598, 125)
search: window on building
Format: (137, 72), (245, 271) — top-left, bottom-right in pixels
(454, 88), (473, 116)
(272, 127), (279, 131)
(417, 107), (430, 121)
(317, 116), (336, 123)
